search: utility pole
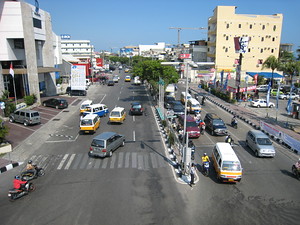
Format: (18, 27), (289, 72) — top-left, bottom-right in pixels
(169, 27), (207, 47)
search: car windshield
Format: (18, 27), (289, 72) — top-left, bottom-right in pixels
(213, 119), (225, 126)
(173, 105), (183, 110)
(111, 111), (120, 117)
(132, 105), (141, 109)
(222, 161), (241, 171)
(257, 138), (272, 145)
(91, 139), (105, 148)
(81, 119), (93, 126)
(186, 121), (197, 127)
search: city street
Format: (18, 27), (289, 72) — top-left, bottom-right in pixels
(0, 71), (299, 225)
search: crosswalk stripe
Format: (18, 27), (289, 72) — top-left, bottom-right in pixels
(94, 158), (101, 169)
(79, 154), (89, 169)
(64, 154), (76, 170)
(144, 154), (149, 171)
(158, 155), (166, 168)
(138, 155), (144, 170)
(125, 152), (130, 168)
(86, 157), (95, 169)
(110, 154), (116, 169)
(117, 152), (124, 168)
(72, 154), (83, 170)
(150, 153), (158, 168)
(101, 158), (108, 169)
(39, 155), (49, 168)
(132, 152), (137, 168)
(57, 154), (69, 170)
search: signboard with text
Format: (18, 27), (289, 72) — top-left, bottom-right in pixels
(71, 65), (86, 90)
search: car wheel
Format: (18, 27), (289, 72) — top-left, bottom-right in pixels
(55, 105), (59, 109)
(283, 97), (287, 100)
(269, 105), (273, 108)
(257, 105), (260, 108)
(121, 140), (125, 147)
(255, 151), (259, 157)
(9, 118), (14, 123)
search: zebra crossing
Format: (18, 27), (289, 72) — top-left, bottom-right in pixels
(25, 152), (169, 172)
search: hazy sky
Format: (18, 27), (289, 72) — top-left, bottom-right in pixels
(26, 0), (300, 53)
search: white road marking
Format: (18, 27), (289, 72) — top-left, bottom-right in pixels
(64, 153), (76, 170)
(57, 154), (69, 170)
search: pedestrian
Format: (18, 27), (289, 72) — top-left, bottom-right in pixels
(190, 163), (196, 186)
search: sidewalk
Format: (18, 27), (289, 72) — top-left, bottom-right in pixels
(189, 83), (300, 154)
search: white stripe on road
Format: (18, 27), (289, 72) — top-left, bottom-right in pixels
(57, 154), (69, 170)
(133, 130), (136, 142)
(64, 154), (76, 170)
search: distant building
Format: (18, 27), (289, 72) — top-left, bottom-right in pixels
(207, 6), (283, 81)
(0, 0), (60, 103)
(61, 39), (95, 62)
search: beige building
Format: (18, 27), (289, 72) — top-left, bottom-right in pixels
(207, 6), (283, 81)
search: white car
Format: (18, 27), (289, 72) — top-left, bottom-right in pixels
(250, 99), (275, 108)
(278, 92), (299, 100)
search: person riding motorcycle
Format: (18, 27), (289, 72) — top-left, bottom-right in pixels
(231, 115), (238, 127)
(13, 175), (27, 191)
(201, 96), (206, 105)
(24, 160), (36, 177)
(295, 158), (300, 170)
(201, 153), (210, 170)
(225, 134), (233, 144)
(199, 120), (206, 134)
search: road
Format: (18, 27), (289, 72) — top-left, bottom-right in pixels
(0, 71), (299, 225)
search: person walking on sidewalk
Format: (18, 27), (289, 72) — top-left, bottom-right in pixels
(190, 163), (196, 186)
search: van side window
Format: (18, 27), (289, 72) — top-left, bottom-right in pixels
(218, 159), (222, 167)
(20, 112), (25, 116)
(26, 113), (30, 117)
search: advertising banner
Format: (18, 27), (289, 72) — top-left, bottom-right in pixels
(71, 65), (86, 90)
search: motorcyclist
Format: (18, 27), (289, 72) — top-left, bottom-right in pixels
(295, 158), (300, 170)
(201, 96), (206, 105)
(201, 153), (210, 170)
(225, 134), (233, 144)
(23, 160), (36, 177)
(199, 120), (206, 134)
(13, 175), (27, 191)
(231, 115), (238, 127)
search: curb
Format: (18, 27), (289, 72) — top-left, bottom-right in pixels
(0, 162), (23, 174)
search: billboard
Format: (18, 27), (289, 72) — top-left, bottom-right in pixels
(71, 65), (86, 90)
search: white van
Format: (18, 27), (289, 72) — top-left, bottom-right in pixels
(180, 92), (192, 104)
(212, 142), (242, 183)
(80, 100), (93, 113)
(187, 98), (201, 113)
(80, 114), (100, 134)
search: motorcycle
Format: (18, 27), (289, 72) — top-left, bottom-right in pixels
(21, 165), (45, 181)
(8, 182), (35, 201)
(203, 162), (210, 176)
(231, 119), (238, 129)
(225, 137), (234, 146)
(292, 165), (300, 180)
(200, 124), (206, 135)
(189, 140), (196, 160)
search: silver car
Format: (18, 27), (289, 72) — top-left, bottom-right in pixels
(9, 109), (41, 126)
(246, 130), (275, 157)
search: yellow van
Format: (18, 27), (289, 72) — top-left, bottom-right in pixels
(109, 107), (126, 124)
(212, 142), (242, 183)
(180, 92), (192, 104)
(80, 100), (93, 113)
(187, 98), (201, 113)
(80, 114), (100, 134)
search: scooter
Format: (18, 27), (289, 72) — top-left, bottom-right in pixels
(8, 182), (35, 201)
(189, 140), (196, 160)
(21, 165), (45, 181)
(292, 165), (300, 180)
(200, 124), (206, 135)
(203, 162), (210, 176)
(231, 120), (238, 129)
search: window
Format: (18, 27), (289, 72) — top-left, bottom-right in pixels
(225, 48), (228, 52)
(208, 26), (210, 30)
(258, 59), (263, 64)
(273, 25), (276, 31)
(33, 18), (42, 29)
(238, 24), (241, 28)
(226, 36), (229, 41)
(272, 37), (275, 42)
(248, 48), (251, 52)
(271, 49), (274, 53)
(260, 49), (263, 53)
(250, 24), (253, 29)
(208, 37), (210, 41)
(262, 25), (265, 30)
(14, 39), (24, 49)
(261, 37), (264, 42)
(226, 24), (229, 29)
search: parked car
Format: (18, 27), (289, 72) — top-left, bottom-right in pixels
(278, 92), (299, 100)
(130, 102), (144, 115)
(170, 101), (185, 117)
(270, 89), (283, 96)
(88, 132), (125, 158)
(256, 85), (269, 92)
(204, 113), (228, 136)
(164, 96), (176, 109)
(42, 98), (68, 109)
(246, 130), (275, 157)
(9, 109), (40, 126)
(107, 80), (115, 86)
(250, 99), (275, 108)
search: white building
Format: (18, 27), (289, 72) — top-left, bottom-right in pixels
(61, 39), (94, 60)
(0, 0), (60, 103)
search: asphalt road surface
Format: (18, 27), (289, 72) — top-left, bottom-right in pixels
(0, 71), (299, 225)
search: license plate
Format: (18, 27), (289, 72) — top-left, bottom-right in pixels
(228, 179), (234, 182)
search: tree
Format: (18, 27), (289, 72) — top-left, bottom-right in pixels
(280, 61), (300, 85)
(262, 55), (281, 88)
(0, 119), (9, 143)
(296, 46), (300, 60)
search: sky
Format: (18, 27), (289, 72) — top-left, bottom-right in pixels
(25, 0), (300, 53)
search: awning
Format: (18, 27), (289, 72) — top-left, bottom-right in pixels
(1, 67), (60, 75)
(246, 72), (283, 79)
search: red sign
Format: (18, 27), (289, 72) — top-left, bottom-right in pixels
(96, 58), (103, 67)
(179, 54), (191, 59)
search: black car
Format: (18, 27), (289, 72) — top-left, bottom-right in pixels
(203, 113), (228, 136)
(164, 96), (176, 109)
(107, 80), (115, 86)
(170, 101), (185, 117)
(130, 102), (144, 115)
(42, 98), (68, 109)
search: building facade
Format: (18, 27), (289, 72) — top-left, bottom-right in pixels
(207, 6), (283, 81)
(0, 0), (60, 103)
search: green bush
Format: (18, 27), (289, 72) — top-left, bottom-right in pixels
(0, 119), (9, 143)
(4, 102), (16, 117)
(24, 94), (36, 105)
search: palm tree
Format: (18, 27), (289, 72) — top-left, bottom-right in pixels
(262, 55), (281, 88)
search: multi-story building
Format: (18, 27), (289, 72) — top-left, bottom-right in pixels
(207, 6), (283, 81)
(0, 0), (60, 103)
(61, 39), (94, 61)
